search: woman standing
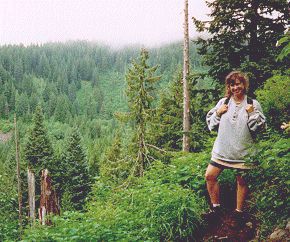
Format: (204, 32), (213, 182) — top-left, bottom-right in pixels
(204, 71), (266, 227)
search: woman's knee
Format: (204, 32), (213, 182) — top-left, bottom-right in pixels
(205, 173), (218, 182)
(205, 165), (221, 181)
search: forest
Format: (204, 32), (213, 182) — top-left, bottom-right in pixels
(0, 1), (289, 241)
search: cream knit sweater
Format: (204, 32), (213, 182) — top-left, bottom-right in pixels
(206, 96), (266, 163)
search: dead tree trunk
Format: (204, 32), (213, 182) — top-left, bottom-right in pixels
(14, 114), (22, 233)
(182, 0), (190, 152)
(27, 168), (35, 225)
(39, 169), (60, 225)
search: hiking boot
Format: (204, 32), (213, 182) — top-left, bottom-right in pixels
(229, 210), (246, 229)
(202, 206), (222, 224)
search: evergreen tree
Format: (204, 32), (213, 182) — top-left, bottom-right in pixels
(125, 49), (161, 176)
(2, 82), (13, 116)
(29, 92), (41, 114)
(67, 64), (78, 84)
(45, 94), (57, 118)
(256, 31), (290, 130)
(53, 95), (71, 123)
(72, 99), (80, 117)
(25, 106), (54, 172)
(24, 106), (55, 211)
(13, 58), (24, 83)
(0, 64), (12, 86)
(150, 70), (219, 152)
(21, 74), (34, 96)
(95, 88), (104, 115)
(100, 131), (130, 184)
(43, 83), (53, 103)
(62, 128), (91, 210)
(38, 53), (51, 78)
(150, 70), (183, 151)
(56, 72), (69, 94)
(0, 95), (8, 119)
(91, 68), (99, 87)
(193, 0), (289, 94)
(15, 92), (30, 118)
(67, 82), (77, 102)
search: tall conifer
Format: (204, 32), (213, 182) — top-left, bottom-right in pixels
(25, 105), (54, 215)
(25, 106), (53, 173)
(100, 131), (129, 184)
(125, 49), (161, 176)
(62, 128), (91, 210)
(150, 70), (218, 152)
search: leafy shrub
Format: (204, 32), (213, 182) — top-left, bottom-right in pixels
(23, 154), (210, 241)
(23, 148), (248, 241)
(256, 74), (290, 130)
(174, 152), (238, 209)
(23, 188), (205, 241)
(245, 136), (289, 238)
(149, 152), (210, 196)
(88, 181), (206, 241)
(0, 194), (18, 242)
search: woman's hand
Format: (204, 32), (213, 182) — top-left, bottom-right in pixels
(216, 104), (228, 117)
(246, 104), (254, 113)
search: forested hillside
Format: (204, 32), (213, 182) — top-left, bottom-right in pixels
(0, 41), (202, 169)
(0, 41), (211, 240)
(0, 41), (201, 120)
(0, 1), (289, 240)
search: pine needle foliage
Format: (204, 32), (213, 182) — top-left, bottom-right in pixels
(100, 130), (131, 185)
(25, 105), (53, 173)
(150, 69), (219, 152)
(125, 49), (161, 176)
(62, 127), (91, 211)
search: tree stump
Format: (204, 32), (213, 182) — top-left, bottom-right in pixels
(39, 169), (60, 225)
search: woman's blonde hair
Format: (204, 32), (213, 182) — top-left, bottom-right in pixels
(224, 71), (249, 97)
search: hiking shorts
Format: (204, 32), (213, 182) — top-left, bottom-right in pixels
(210, 160), (249, 177)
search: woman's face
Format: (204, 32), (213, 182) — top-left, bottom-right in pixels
(229, 79), (245, 97)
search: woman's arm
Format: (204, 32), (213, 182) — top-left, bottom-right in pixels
(247, 100), (266, 133)
(206, 98), (226, 131)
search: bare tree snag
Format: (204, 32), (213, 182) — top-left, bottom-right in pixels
(27, 168), (35, 225)
(39, 169), (60, 225)
(182, 0), (191, 152)
(14, 114), (22, 233)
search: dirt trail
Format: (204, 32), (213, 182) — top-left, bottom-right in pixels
(201, 209), (256, 241)
(200, 186), (257, 241)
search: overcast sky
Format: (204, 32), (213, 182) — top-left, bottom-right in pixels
(0, 0), (210, 47)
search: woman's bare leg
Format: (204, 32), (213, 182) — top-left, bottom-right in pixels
(205, 164), (223, 205)
(236, 175), (248, 211)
